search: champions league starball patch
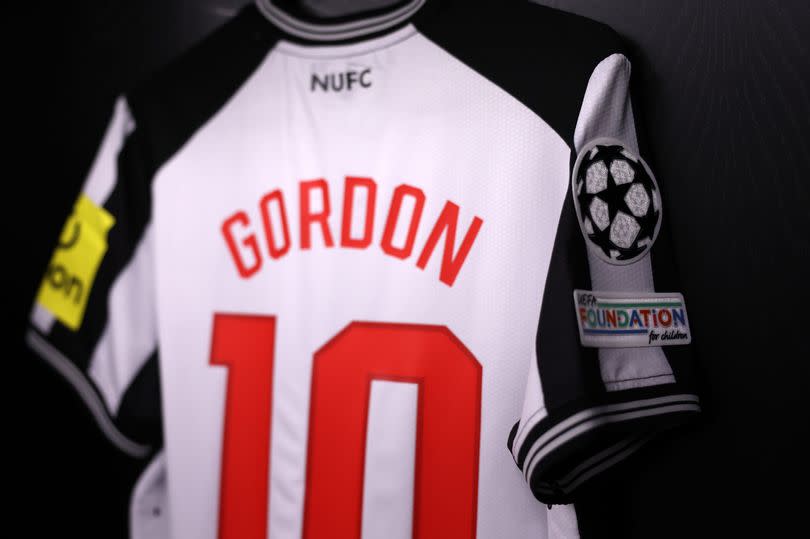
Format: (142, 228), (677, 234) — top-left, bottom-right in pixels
(572, 138), (662, 265)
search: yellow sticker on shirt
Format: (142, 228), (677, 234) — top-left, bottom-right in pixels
(36, 194), (115, 331)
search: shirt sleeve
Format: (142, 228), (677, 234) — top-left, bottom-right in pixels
(508, 53), (700, 505)
(26, 96), (161, 458)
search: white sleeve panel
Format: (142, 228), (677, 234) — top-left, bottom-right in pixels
(574, 54), (637, 155)
(573, 54), (674, 390)
(27, 94), (156, 457)
(89, 223), (159, 415)
(84, 97), (136, 205)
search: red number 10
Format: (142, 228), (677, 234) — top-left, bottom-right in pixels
(209, 314), (482, 539)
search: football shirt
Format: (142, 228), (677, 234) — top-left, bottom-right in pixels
(27, 1), (699, 538)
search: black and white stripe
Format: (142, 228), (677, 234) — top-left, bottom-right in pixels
(26, 5), (279, 455)
(531, 435), (652, 500)
(512, 393), (699, 503)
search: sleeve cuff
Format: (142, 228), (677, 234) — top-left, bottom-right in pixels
(25, 326), (152, 458)
(509, 387), (699, 504)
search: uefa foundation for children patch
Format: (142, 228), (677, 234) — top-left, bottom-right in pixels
(573, 289), (691, 348)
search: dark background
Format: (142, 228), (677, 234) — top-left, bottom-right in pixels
(13, 1), (809, 537)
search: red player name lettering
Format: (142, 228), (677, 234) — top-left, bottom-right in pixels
(221, 176), (484, 287)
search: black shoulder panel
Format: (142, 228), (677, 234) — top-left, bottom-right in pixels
(413, 0), (624, 146)
(128, 4), (279, 168)
(50, 5), (280, 366)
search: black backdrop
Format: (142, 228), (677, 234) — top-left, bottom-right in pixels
(13, 1), (809, 537)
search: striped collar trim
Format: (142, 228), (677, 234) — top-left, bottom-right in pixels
(255, 0), (426, 42)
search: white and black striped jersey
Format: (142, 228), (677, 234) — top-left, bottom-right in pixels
(27, 1), (699, 538)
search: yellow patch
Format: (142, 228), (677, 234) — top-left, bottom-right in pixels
(36, 194), (115, 331)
